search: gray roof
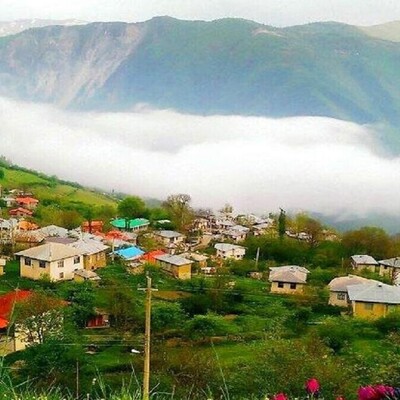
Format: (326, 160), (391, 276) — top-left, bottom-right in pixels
(68, 239), (109, 255)
(351, 255), (378, 265)
(214, 243), (245, 252)
(379, 257), (400, 268)
(347, 283), (400, 304)
(270, 270), (307, 284)
(269, 265), (310, 274)
(329, 275), (379, 292)
(179, 252), (208, 262)
(45, 237), (77, 245)
(156, 230), (184, 239)
(38, 225), (69, 238)
(15, 242), (82, 261)
(154, 254), (193, 266)
(74, 269), (101, 280)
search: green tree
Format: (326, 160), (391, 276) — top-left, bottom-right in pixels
(117, 195), (147, 219)
(278, 208), (286, 239)
(65, 283), (96, 328)
(0, 168), (4, 179)
(163, 193), (194, 232)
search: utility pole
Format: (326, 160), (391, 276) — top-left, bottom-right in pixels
(255, 247), (260, 270)
(76, 359), (79, 400)
(139, 274), (157, 400)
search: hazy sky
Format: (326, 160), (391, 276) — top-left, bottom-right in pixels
(1, 96), (399, 217)
(1, 0), (400, 26)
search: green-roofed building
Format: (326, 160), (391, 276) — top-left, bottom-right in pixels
(110, 218), (150, 231)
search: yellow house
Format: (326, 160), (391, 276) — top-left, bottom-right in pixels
(269, 265), (309, 294)
(328, 275), (379, 307)
(16, 242), (84, 281)
(347, 282), (400, 319)
(154, 254), (192, 280)
(67, 239), (109, 270)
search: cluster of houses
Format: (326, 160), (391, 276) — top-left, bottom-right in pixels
(0, 187), (39, 219)
(267, 254), (400, 319)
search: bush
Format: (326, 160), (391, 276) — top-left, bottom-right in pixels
(375, 311), (400, 335)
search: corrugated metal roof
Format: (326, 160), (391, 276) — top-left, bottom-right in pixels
(214, 243), (245, 251)
(348, 283), (400, 304)
(154, 254), (193, 266)
(351, 255), (378, 265)
(156, 230), (184, 239)
(379, 257), (400, 268)
(15, 242), (82, 261)
(114, 246), (144, 260)
(68, 239), (109, 255)
(329, 275), (379, 292)
(110, 218), (149, 229)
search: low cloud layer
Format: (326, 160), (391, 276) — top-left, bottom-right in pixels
(1, 96), (399, 217)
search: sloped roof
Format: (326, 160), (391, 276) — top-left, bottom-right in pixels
(74, 269), (101, 280)
(328, 275), (379, 292)
(0, 290), (32, 321)
(379, 257), (400, 268)
(110, 218), (149, 229)
(37, 225), (69, 238)
(68, 239), (109, 255)
(214, 243), (245, 252)
(179, 252), (208, 262)
(141, 250), (166, 263)
(270, 265), (310, 274)
(154, 254), (193, 266)
(351, 255), (378, 265)
(156, 230), (184, 239)
(9, 207), (32, 215)
(16, 197), (39, 204)
(15, 230), (46, 244)
(348, 283), (400, 304)
(270, 270), (307, 284)
(18, 220), (39, 231)
(114, 246), (144, 260)
(15, 242), (82, 261)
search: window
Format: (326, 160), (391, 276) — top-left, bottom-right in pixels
(290, 283), (297, 290)
(337, 293), (346, 300)
(364, 303), (374, 310)
(278, 282), (284, 288)
(74, 256), (80, 264)
(39, 260), (46, 268)
(57, 260), (64, 268)
(59, 272), (64, 279)
(24, 258), (31, 266)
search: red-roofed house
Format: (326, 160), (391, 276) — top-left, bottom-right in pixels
(141, 250), (166, 264)
(9, 208), (33, 218)
(82, 220), (104, 233)
(16, 197), (39, 210)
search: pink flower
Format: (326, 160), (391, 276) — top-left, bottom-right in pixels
(358, 386), (379, 400)
(374, 385), (394, 399)
(273, 393), (288, 400)
(336, 396), (345, 400)
(306, 378), (320, 394)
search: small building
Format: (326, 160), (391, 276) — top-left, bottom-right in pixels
(110, 218), (150, 232)
(1, 197), (16, 207)
(179, 252), (208, 269)
(18, 220), (39, 231)
(15, 197), (39, 210)
(328, 275), (379, 307)
(74, 269), (101, 283)
(9, 208), (33, 218)
(378, 258), (400, 283)
(14, 230), (46, 250)
(0, 258), (5, 276)
(86, 309), (110, 329)
(68, 239), (109, 270)
(347, 282), (400, 318)
(214, 243), (246, 260)
(154, 254), (193, 280)
(37, 225), (70, 238)
(16, 243), (84, 281)
(269, 266), (309, 294)
(82, 220), (104, 233)
(155, 230), (185, 246)
(141, 250), (167, 264)
(113, 246), (144, 263)
(351, 255), (379, 273)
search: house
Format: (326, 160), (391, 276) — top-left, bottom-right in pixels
(155, 230), (185, 246)
(82, 220), (104, 233)
(110, 218), (150, 232)
(16, 242), (84, 281)
(0, 290), (32, 355)
(378, 258), (400, 283)
(37, 225), (69, 238)
(9, 208), (33, 218)
(179, 252), (208, 269)
(351, 255), (379, 273)
(86, 309), (110, 329)
(67, 239), (109, 270)
(269, 265), (310, 294)
(113, 246), (144, 263)
(18, 220), (39, 231)
(214, 243), (246, 260)
(328, 275), (379, 307)
(1, 197), (16, 207)
(154, 254), (193, 280)
(74, 269), (101, 283)
(0, 258), (5, 276)
(14, 230), (46, 249)
(15, 197), (39, 210)
(347, 282), (400, 318)
(141, 250), (167, 264)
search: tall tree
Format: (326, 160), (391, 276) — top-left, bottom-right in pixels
(163, 194), (194, 232)
(278, 208), (286, 240)
(117, 195), (147, 219)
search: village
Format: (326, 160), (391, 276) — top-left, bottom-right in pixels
(1, 179), (400, 398)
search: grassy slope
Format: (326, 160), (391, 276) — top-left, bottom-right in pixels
(0, 166), (116, 208)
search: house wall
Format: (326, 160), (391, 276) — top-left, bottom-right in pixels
(379, 265), (393, 277)
(20, 256), (83, 281)
(353, 263), (379, 273)
(216, 249), (245, 260)
(352, 301), (400, 319)
(157, 260), (191, 280)
(328, 291), (348, 307)
(270, 281), (304, 294)
(83, 251), (107, 270)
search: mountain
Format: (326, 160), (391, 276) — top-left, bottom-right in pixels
(0, 19), (87, 37)
(1, 17), (400, 126)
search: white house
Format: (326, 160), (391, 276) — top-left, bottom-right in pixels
(214, 243), (246, 260)
(16, 243), (84, 281)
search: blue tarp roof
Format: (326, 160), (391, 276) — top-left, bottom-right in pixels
(114, 246), (144, 260)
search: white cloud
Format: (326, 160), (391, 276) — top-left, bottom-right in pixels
(0, 96), (399, 217)
(1, 0), (400, 27)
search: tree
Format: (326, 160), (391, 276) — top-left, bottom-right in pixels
(65, 283), (96, 328)
(117, 195), (147, 219)
(278, 208), (286, 239)
(219, 203), (233, 217)
(0, 168), (4, 180)
(294, 213), (323, 248)
(14, 292), (65, 345)
(163, 194), (194, 232)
